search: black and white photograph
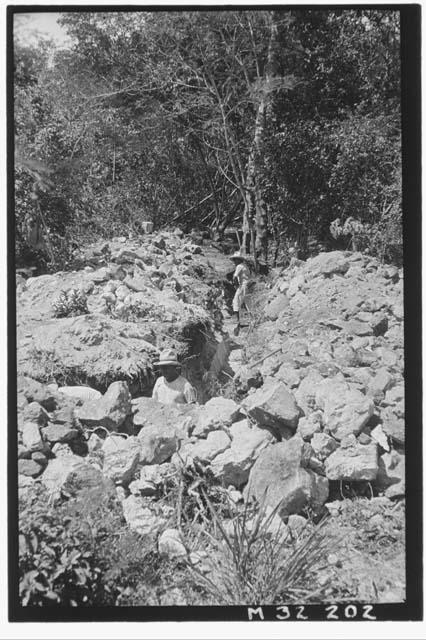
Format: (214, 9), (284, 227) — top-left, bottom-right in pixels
(7, 3), (422, 626)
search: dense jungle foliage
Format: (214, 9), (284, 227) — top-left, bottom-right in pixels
(14, 9), (402, 269)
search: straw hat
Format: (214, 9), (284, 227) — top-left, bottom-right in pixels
(153, 348), (181, 367)
(230, 250), (247, 261)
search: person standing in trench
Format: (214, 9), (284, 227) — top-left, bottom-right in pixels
(230, 250), (251, 336)
(152, 348), (197, 405)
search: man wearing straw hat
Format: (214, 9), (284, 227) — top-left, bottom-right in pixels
(230, 250), (251, 336)
(152, 348), (197, 405)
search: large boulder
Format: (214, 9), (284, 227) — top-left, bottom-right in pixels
(304, 252), (350, 277)
(23, 402), (49, 426)
(294, 371), (324, 415)
(315, 377), (374, 441)
(61, 463), (116, 499)
(193, 397), (240, 437)
(77, 381), (132, 430)
(58, 386), (102, 404)
(41, 424), (79, 444)
(264, 294), (290, 321)
(102, 437), (141, 485)
(243, 382), (300, 435)
(122, 496), (167, 536)
(41, 455), (95, 491)
(210, 419), (274, 488)
(191, 430), (231, 463)
(18, 315), (157, 399)
(102, 434), (130, 454)
(17, 376), (57, 411)
(132, 396), (197, 433)
(137, 423), (180, 464)
(325, 441), (379, 481)
(246, 435), (329, 517)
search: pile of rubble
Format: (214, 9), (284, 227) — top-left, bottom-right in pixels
(236, 250), (405, 504)
(17, 248), (405, 552)
(17, 229), (235, 396)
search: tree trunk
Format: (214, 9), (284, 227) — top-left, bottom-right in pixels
(243, 11), (279, 266)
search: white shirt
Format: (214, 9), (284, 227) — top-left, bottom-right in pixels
(234, 263), (250, 286)
(152, 375), (197, 405)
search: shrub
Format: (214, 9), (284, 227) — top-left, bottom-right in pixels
(52, 288), (89, 318)
(19, 483), (161, 606)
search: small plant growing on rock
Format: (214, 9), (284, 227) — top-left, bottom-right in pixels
(52, 288), (89, 318)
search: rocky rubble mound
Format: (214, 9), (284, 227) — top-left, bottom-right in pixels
(17, 249), (405, 560)
(236, 250), (404, 504)
(17, 230), (235, 396)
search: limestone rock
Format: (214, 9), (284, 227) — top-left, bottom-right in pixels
(62, 463), (116, 499)
(243, 382), (300, 434)
(376, 451), (405, 498)
(51, 442), (74, 457)
(287, 514), (308, 537)
(77, 381), (132, 430)
(311, 432), (338, 461)
(103, 437), (140, 485)
(294, 371), (324, 415)
(23, 402), (49, 426)
(87, 433), (103, 452)
(297, 412), (323, 441)
(31, 451), (48, 466)
(191, 430), (231, 463)
(41, 455), (90, 491)
(102, 434), (130, 454)
(333, 344), (360, 367)
(367, 369), (394, 403)
(325, 442), (378, 481)
(58, 386), (102, 404)
(158, 528), (187, 559)
(22, 422), (46, 453)
(129, 463), (176, 496)
(315, 377), (374, 440)
(380, 407), (405, 445)
(246, 435), (329, 517)
(287, 274), (306, 298)
(384, 385), (404, 406)
(233, 367), (263, 395)
(376, 347), (398, 368)
(193, 397), (240, 437)
(138, 423), (179, 464)
(122, 496), (167, 536)
(370, 425), (390, 451)
(344, 320), (372, 336)
(264, 294), (290, 320)
(132, 396), (196, 434)
(18, 376), (57, 411)
(304, 251), (350, 277)
(210, 419), (274, 487)
(41, 424), (79, 443)
(275, 364), (301, 389)
(18, 459), (43, 478)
